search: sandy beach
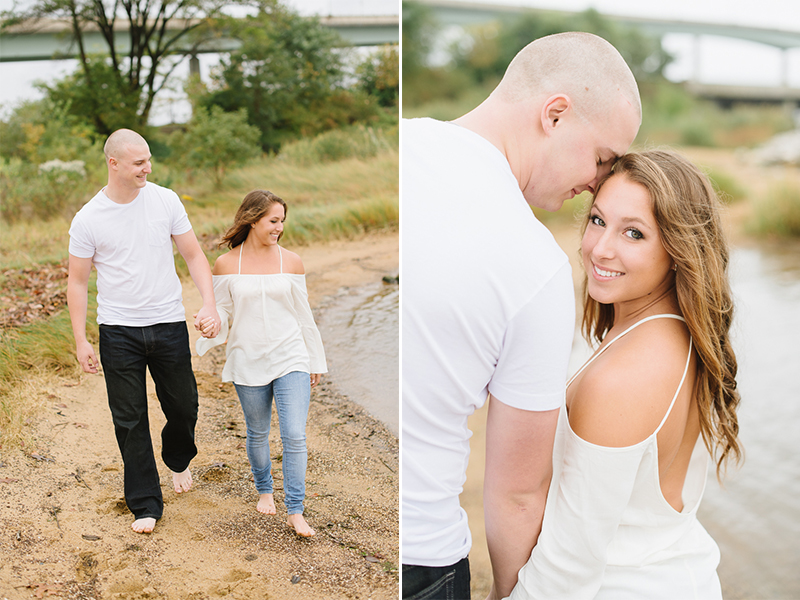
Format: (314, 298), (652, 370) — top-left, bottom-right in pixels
(0, 232), (398, 599)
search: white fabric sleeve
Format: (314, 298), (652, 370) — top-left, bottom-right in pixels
(68, 215), (95, 259)
(488, 262), (574, 411)
(506, 431), (648, 600)
(290, 276), (328, 374)
(196, 276), (232, 356)
(168, 190), (192, 236)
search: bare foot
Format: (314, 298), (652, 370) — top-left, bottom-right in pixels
(287, 513), (315, 537)
(131, 517), (156, 534)
(172, 468), (193, 493)
(257, 493), (276, 515)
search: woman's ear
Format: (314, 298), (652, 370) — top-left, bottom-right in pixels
(541, 94), (572, 134)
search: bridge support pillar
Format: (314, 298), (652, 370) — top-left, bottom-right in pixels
(690, 34), (702, 84)
(189, 54), (200, 78)
(781, 48), (790, 88)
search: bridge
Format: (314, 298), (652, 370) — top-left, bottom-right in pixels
(0, 14), (399, 63)
(418, 0), (800, 106)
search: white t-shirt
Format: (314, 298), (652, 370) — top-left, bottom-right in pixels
(69, 182), (192, 326)
(402, 118), (576, 567)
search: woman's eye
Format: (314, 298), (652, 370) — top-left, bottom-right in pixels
(625, 228), (644, 240)
(590, 215), (605, 227)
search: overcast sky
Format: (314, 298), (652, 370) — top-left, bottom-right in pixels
(502, 0), (800, 30)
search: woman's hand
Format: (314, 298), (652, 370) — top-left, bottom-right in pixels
(310, 373), (322, 388)
(194, 314), (219, 339)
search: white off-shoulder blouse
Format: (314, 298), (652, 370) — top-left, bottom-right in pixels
(196, 245), (327, 386)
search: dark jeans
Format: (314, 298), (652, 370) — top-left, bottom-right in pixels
(99, 321), (198, 520)
(402, 557), (471, 600)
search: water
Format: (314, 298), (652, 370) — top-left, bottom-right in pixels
(316, 277), (399, 436)
(699, 245), (800, 599)
(568, 244), (800, 598)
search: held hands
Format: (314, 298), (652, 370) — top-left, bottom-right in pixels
(310, 373), (322, 388)
(193, 305), (221, 339)
(76, 340), (99, 374)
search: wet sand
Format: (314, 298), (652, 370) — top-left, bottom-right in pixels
(0, 232), (398, 600)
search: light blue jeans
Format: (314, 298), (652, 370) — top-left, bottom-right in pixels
(234, 371), (310, 515)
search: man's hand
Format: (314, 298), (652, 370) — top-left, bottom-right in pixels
(76, 340), (100, 373)
(194, 306), (221, 339)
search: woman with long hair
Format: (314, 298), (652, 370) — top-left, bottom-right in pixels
(197, 189), (327, 537)
(504, 149), (741, 599)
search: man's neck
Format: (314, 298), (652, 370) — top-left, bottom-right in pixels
(454, 99), (531, 191)
(103, 182), (142, 205)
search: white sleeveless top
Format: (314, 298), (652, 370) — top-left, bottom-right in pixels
(196, 244), (327, 385)
(507, 315), (722, 600)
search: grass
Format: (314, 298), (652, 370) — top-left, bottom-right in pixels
(402, 80), (496, 122)
(0, 283), (97, 450)
(750, 182), (800, 238)
(705, 166), (749, 204)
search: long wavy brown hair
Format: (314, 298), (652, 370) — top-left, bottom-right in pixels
(219, 189), (287, 249)
(581, 149), (741, 477)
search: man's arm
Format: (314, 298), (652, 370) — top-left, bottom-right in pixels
(173, 229), (220, 338)
(67, 254), (99, 373)
(484, 394), (559, 600)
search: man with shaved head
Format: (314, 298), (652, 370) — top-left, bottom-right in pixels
(402, 32), (641, 599)
(67, 128), (221, 534)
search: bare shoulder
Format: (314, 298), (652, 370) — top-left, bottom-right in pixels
(213, 249), (239, 275)
(281, 247), (305, 275)
(569, 318), (692, 448)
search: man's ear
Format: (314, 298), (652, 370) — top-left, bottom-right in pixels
(540, 94), (572, 135)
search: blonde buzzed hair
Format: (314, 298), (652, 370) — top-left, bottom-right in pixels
(496, 32), (641, 124)
(104, 128), (149, 160)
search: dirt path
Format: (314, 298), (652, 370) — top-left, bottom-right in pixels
(0, 232), (398, 600)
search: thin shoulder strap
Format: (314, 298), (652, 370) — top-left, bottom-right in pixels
(567, 314), (686, 387)
(278, 245), (283, 274)
(654, 336), (693, 434)
(238, 243), (243, 275)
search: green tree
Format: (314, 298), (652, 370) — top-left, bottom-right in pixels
(402, 1), (438, 77)
(357, 45), (399, 108)
(1, 0), (239, 134)
(201, 4), (370, 151)
(180, 105), (261, 187)
(455, 9), (672, 85)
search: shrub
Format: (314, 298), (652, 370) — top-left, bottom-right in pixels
(178, 106), (262, 188)
(706, 168), (747, 204)
(278, 125), (394, 166)
(751, 182), (800, 237)
(0, 158), (95, 222)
